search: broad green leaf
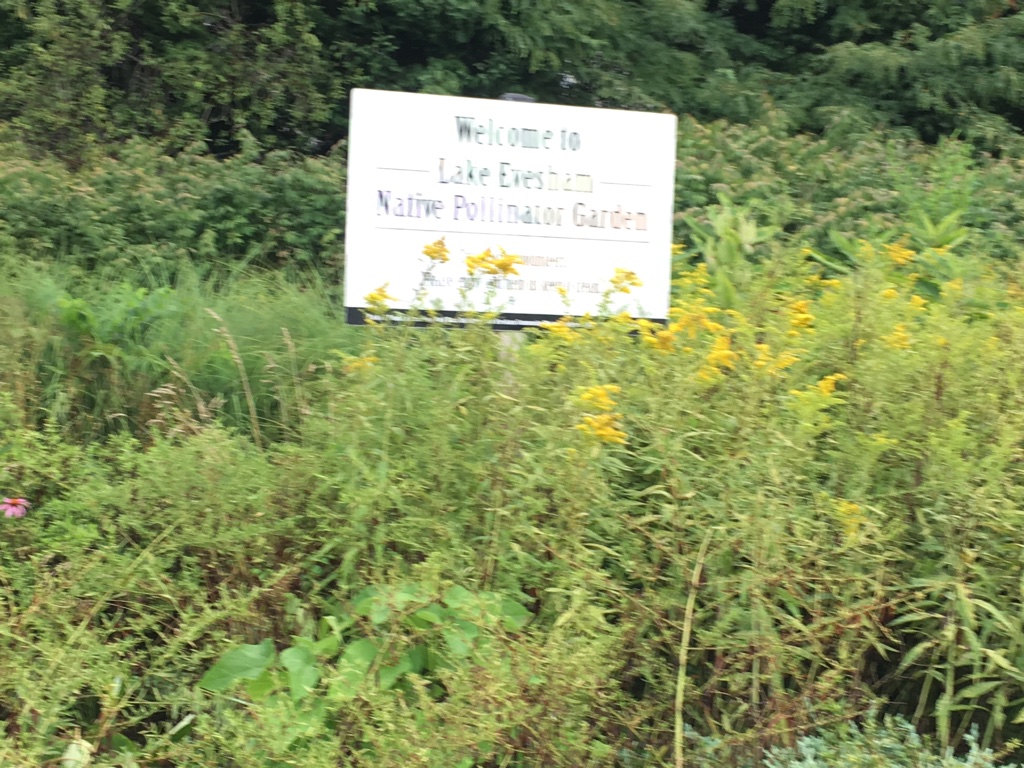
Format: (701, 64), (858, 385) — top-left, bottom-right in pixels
(378, 653), (414, 690)
(443, 585), (474, 610)
(500, 599), (531, 631)
(408, 604), (446, 629)
(245, 669), (275, 701)
(314, 634), (340, 658)
(329, 638), (378, 701)
(199, 639), (275, 693)
(406, 644), (428, 673)
(281, 645), (320, 702)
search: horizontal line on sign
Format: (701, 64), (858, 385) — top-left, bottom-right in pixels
(601, 181), (652, 188)
(374, 226), (649, 244)
(346, 306), (667, 330)
(376, 167), (429, 173)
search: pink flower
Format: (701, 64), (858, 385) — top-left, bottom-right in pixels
(1, 498), (29, 518)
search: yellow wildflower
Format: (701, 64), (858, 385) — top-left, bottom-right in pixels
(816, 373), (847, 397)
(883, 323), (912, 350)
(697, 365), (723, 382)
(364, 284), (397, 317)
(343, 355), (378, 373)
(880, 288), (899, 299)
(751, 342), (798, 375)
(540, 317), (581, 342)
(754, 343), (772, 368)
(422, 237), (449, 263)
(575, 412), (627, 444)
(836, 500), (866, 539)
(610, 268), (643, 294)
(466, 247), (523, 276)
(556, 285), (569, 299)
(789, 299), (815, 330)
(909, 294), (928, 311)
(672, 243), (686, 256)
(885, 241), (915, 266)
(706, 336), (739, 371)
(942, 278), (964, 295)
(650, 329), (676, 352)
(580, 384), (621, 412)
(676, 262), (709, 287)
(774, 351), (800, 371)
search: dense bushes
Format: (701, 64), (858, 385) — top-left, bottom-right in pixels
(3, 119), (1024, 286)
(0, 0), (1022, 158)
(0, 135), (346, 274)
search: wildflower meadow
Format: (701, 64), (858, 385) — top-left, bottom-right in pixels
(5, 117), (1024, 767)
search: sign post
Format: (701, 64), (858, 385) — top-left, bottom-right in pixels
(344, 89), (677, 328)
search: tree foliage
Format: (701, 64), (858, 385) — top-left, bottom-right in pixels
(0, 0), (1022, 158)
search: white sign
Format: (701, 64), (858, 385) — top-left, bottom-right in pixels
(344, 88), (677, 327)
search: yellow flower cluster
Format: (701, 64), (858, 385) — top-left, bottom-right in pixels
(576, 414), (627, 444)
(909, 294), (928, 311)
(706, 335), (739, 369)
(610, 268), (643, 294)
(883, 323), (912, 350)
(791, 372), (846, 400)
(753, 343), (800, 375)
(697, 335), (739, 381)
(668, 301), (725, 338)
(540, 315), (582, 342)
(880, 287), (899, 299)
(423, 237), (450, 263)
(364, 284), (397, 317)
(885, 241), (915, 266)
(675, 263), (710, 288)
(465, 248), (523, 276)
(836, 499), (867, 539)
(342, 355), (378, 373)
(806, 272), (843, 290)
(942, 278), (964, 295)
(580, 384), (621, 412)
(816, 372), (847, 396)
(575, 384), (626, 444)
(788, 299), (815, 335)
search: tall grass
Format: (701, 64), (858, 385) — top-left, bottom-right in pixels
(0, 253), (360, 441)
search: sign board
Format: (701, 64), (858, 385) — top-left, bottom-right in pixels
(344, 88), (677, 328)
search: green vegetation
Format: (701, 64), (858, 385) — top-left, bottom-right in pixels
(4, 1), (1024, 764)
(6, 125), (1024, 762)
(1, 0), (1023, 159)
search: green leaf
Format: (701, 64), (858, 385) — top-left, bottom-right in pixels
(500, 599), (531, 631)
(955, 680), (1002, 702)
(895, 639), (935, 675)
(378, 652), (414, 690)
(281, 645), (320, 702)
(406, 644), (428, 673)
(199, 639), (275, 693)
(314, 634), (340, 658)
(443, 585), (474, 609)
(329, 638), (377, 701)
(408, 604), (447, 629)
